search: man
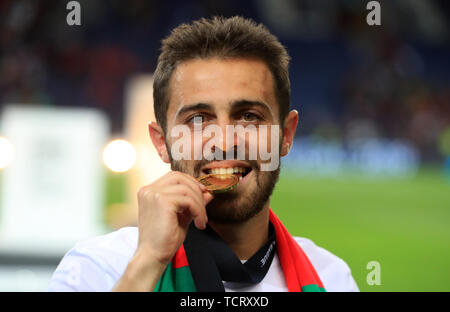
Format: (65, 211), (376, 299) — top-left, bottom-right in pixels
(48, 16), (358, 292)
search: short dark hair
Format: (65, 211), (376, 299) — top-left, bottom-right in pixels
(153, 16), (291, 133)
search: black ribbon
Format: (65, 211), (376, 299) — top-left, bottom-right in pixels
(183, 222), (276, 292)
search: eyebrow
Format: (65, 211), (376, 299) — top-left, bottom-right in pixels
(174, 99), (274, 120)
(175, 103), (213, 119)
(230, 99), (274, 116)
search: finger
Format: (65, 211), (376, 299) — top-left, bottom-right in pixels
(139, 172), (208, 222)
(169, 195), (207, 230)
(182, 172), (208, 192)
(159, 171), (207, 195)
(177, 172), (207, 194)
(166, 172), (207, 203)
(202, 190), (214, 205)
(160, 184), (206, 213)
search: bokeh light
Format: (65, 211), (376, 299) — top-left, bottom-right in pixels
(103, 139), (136, 173)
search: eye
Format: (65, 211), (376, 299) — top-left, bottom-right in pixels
(241, 112), (261, 122)
(187, 114), (205, 125)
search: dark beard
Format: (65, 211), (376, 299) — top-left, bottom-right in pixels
(170, 157), (280, 224)
(206, 165), (280, 224)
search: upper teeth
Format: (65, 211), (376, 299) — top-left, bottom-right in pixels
(209, 167), (246, 175)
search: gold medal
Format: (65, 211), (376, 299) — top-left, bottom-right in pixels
(197, 173), (239, 194)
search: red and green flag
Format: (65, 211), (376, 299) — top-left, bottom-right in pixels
(154, 209), (325, 292)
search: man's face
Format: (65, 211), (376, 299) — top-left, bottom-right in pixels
(164, 57), (282, 224)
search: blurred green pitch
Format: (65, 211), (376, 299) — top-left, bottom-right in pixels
(104, 168), (450, 291)
(271, 168), (450, 292)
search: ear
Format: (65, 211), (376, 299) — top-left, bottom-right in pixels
(148, 122), (170, 163)
(280, 110), (299, 157)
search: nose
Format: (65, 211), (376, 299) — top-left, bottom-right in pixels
(210, 117), (239, 157)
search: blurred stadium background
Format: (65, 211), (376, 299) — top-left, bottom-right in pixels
(0, 0), (449, 291)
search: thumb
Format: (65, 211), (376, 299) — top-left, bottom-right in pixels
(202, 190), (214, 205)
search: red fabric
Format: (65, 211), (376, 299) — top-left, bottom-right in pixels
(269, 209), (324, 291)
(172, 245), (189, 269)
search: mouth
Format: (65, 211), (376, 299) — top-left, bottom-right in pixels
(201, 163), (252, 181)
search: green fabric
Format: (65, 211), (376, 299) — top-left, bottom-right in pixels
(154, 264), (196, 292)
(154, 264), (326, 292)
(301, 284), (326, 292)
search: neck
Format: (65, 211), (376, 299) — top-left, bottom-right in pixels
(208, 204), (270, 260)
